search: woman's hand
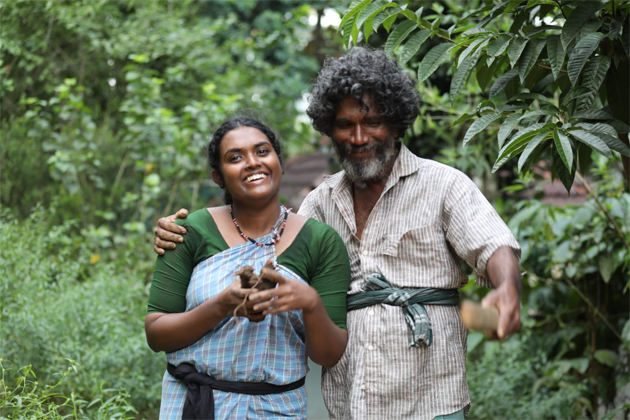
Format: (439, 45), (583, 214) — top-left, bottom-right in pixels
(248, 270), (320, 315)
(219, 279), (267, 323)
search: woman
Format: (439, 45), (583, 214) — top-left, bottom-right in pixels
(145, 117), (350, 419)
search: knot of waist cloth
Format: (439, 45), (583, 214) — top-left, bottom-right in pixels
(346, 273), (460, 347)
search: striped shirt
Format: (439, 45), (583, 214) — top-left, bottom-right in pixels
(297, 144), (520, 420)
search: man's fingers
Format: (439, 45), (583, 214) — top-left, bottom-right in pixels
(155, 237), (178, 250)
(157, 216), (187, 235)
(154, 245), (165, 256)
(175, 208), (189, 219)
(154, 226), (184, 243)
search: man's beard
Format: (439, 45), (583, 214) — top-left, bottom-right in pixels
(332, 138), (398, 182)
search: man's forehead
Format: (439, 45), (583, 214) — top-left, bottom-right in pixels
(335, 94), (382, 118)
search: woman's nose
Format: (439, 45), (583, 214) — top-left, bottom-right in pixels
(244, 153), (261, 168)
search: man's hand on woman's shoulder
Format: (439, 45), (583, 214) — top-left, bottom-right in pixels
(154, 208), (189, 255)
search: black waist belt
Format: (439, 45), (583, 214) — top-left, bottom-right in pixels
(167, 362), (305, 420)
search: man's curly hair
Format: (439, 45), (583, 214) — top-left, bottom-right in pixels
(307, 47), (420, 139)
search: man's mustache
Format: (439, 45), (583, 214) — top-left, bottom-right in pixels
(338, 143), (379, 156)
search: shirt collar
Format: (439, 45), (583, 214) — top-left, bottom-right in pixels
(322, 142), (423, 194)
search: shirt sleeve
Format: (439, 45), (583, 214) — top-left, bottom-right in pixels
(147, 219), (197, 314)
(297, 190), (323, 222)
(442, 170), (521, 288)
(309, 223), (351, 329)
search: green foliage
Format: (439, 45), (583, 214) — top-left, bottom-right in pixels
(0, 208), (163, 418)
(341, 0), (630, 192)
(0, 360), (137, 419)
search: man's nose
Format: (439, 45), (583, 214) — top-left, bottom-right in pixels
(350, 125), (369, 146)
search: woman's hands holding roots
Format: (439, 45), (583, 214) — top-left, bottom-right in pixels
(248, 268), (320, 315)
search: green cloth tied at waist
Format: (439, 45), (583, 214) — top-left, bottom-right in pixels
(346, 273), (460, 347)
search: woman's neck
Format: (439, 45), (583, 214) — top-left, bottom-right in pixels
(230, 199), (282, 239)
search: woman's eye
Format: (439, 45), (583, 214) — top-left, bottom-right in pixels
(229, 155), (242, 162)
(257, 148), (270, 155)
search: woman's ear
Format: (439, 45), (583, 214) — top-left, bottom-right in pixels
(211, 171), (225, 189)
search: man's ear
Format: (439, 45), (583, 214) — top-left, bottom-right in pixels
(211, 171), (225, 188)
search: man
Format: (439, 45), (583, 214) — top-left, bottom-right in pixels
(154, 47), (521, 419)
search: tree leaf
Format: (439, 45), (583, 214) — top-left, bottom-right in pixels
(383, 13), (398, 32)
(370, 7), (400, 34)
(508, 37), (528, 68)
(341, 17), (354, 48)
(585, 132), (630, 157)
(508, 92), (551, 103)
(561, 1), (602, 50)
(518, 130), (550, 172)
(493, 123), (549, 172)
(398, 29), (431, 65)
(552, 145), (576, 193)
(486, 34), (511, 57)
(598, 253), (614, 283)
(476, 61), (492, 91)
(458, 37), (490, 66)
(622, 320), (630, 347)
(576, 55), (611, 110)
(571, 122), (618, 136)
(517, 38), (546, 82)
(569, 130), (613, 157)
(498, 113), (522, 148)
(489, 68), (519, 97)
(567, 32), (605, 86)
(450, 51), (480, 102)
(462, 112), (502, 146)
(553, 130), (573, 170)
(356, 0), (388, 29)
(546, 35), (565, 81)
(417, 43), (456, 83)
(339, 0), (373, 32)
(571, 109), (614, 120)
(385, 20), (419, 55)
(594, 349), (619, 367)
(452, 112), (475, 127)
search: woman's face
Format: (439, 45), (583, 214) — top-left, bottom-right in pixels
(214, 126), (282, 206)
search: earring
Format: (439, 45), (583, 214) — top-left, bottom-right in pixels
(219, 184), (225, 188)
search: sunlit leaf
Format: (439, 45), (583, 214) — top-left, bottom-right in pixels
(493, 123), (549, 172)
(567, 32), (605, 86)
(417, 43), (456, 84)
(339, 0), (373, 32)
(385, 20), (419, 55)
(463, 112), (502, 146)
(356, 0), (388, 29)
(598, 254), (614, 283)
(458, 37), (490, 67)
(561, 1), (601, 49)
(370, 7), (400, 34)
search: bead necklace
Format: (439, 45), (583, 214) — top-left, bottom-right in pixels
(230, 204), (289, 247)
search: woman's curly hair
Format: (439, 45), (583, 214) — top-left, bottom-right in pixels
(307, 47), (420, 139)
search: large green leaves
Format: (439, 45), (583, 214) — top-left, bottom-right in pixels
(561, 1), (602, 50)
(489, 68), (518, 97)
(492, 123), (550, 172)
(553, 130), (573, 171)
(517, 38), (546, 82)
(570, 129), (613, 157)
(462, 112), (502, 145)
(450, 50), (480, 101)
(576, 55), (611, 110)
(508, 37), (528, 68)
(546, 35), (565, 81)
(417, 43), (456, 83)
(568, 32), (606, 86)
(384, 20), (418, 55)
(398, 30), (431, 65)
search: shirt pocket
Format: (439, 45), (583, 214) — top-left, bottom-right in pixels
(381, 224), (451, 281)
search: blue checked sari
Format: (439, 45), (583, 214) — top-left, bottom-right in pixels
(159, 233), (308, 419)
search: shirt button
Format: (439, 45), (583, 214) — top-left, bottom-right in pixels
(362, 250), (368, 256)
(367, 344), (374, 351)
(368, 310), (375, 316)
(360, 384), (366, 390)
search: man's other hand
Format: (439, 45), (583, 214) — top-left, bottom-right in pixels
(154, 208), (189, 255)
(481, 282), (521, 340)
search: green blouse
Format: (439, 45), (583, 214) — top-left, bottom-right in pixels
(148, 208), (351, 329)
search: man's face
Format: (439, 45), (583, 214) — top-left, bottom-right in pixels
(331, 95), (398, 182)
